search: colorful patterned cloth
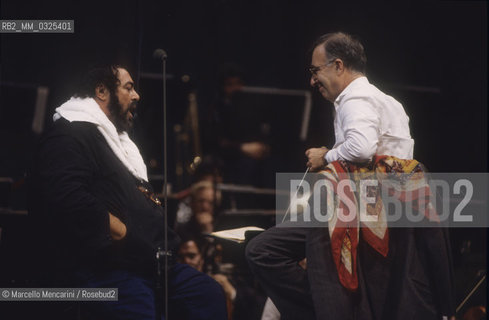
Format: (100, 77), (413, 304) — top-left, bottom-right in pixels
(318, 155), (438, 291)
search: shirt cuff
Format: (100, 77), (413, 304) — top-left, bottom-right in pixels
(325, 148), (337, 163)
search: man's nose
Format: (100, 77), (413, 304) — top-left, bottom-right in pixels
(132, 90), (140, 101)
(310, 76), (317, 87)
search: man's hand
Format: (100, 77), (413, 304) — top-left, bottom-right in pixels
(109, 212), (127, 241)
(212, 274), (237, 301)
(305, 147), (329, 171)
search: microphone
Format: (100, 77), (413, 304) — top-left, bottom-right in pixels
(153, 48), (168, 61)
(153, 47), (169, 320)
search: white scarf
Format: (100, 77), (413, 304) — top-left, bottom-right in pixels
(53, 97), (148, 182)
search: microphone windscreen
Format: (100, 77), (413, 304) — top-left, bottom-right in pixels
(153, 49), (167, 60)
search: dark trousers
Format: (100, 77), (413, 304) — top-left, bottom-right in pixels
(246, 226), (375, 320)
(246, 225), (453, 320)
(76, 263), (227, 320)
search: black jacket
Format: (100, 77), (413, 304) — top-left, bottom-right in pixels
(28, 119), (179, 281)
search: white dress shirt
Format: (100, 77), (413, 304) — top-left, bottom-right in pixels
(325, 77), (414, 163)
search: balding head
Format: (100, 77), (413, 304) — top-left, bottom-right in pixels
(312, 32), (367, 74)
(309, 32), (367, 102)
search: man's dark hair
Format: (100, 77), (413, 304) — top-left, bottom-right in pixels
(312, 32), (367, 74)
(178, 236), (205, 254)
(73, 65), (120, 98)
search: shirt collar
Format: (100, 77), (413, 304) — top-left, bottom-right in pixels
(333, 76), (369, 109)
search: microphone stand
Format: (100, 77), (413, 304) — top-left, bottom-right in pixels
(154, 49), (170, 320)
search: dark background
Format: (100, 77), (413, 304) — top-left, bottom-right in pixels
(0, 0), (487, 179)
(0, 0), (487, 316)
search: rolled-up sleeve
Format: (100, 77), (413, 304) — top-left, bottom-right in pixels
(325, 98), (380, 163)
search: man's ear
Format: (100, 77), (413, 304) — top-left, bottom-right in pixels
(335, 59), (345, 74)
(95, 84), (109, 102)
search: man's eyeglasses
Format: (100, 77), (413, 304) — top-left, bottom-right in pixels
(308, 59), (336, 76)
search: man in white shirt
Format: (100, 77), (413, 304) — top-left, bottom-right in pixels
(247, 32), (455, 320)
(306, 32), (414, 170)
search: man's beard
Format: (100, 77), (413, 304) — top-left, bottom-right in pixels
(108, 95), (136, 133)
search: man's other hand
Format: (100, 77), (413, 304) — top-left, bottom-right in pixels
(305, 147), (329, 171)
(109, 212), (127, 240)
(212, 273), (237, 301)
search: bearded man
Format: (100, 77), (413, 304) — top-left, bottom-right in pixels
(28, 65), (227, 320)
